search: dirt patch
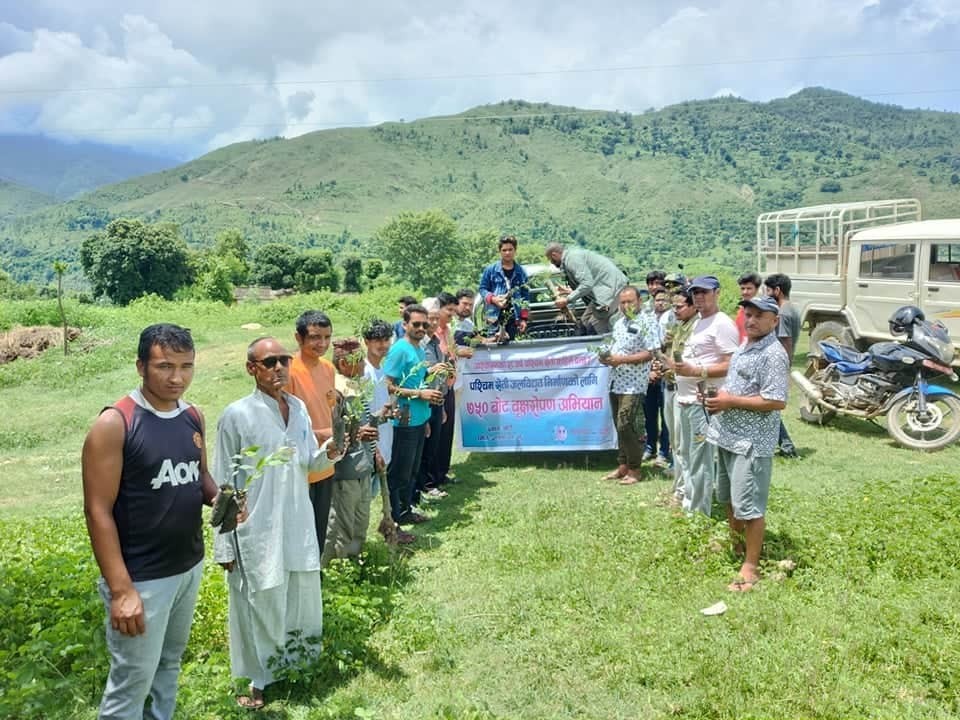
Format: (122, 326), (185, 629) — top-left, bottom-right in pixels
(0, 326), (81, 365)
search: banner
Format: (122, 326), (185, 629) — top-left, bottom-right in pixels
(457, 342), (615, 452)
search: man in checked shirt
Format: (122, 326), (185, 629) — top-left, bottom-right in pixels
(704, 295), (789, 592)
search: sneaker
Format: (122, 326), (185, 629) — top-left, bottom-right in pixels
(778, 447), (800, 459)
(642, 449), (655, 462)
(398, 511), (429, 525)
(653, 455), (670, 469)
(423, 487), (448, 500)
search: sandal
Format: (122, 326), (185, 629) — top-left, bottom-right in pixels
(236, 686), (265, 710)
(618, 474), (641, 485)
(727, 576), (759, 593)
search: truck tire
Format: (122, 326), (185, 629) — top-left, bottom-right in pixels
(809, 320), (854, 356)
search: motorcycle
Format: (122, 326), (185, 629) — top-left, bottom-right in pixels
(793, 305), (960, 451)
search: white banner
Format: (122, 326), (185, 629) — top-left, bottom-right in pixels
(457, 342), (616, 452)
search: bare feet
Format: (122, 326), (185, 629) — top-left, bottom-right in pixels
(618, 474), (641, 485)
(237, 685), (264, 710)
(602, 464), (628, 480)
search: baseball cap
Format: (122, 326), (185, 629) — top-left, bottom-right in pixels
(738, 296), (780, 314)
(689, 275), (720, 291)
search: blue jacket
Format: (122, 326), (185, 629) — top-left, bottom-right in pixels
(478, 261), (530, 322)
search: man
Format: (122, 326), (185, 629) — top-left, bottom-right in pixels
(735, 272), (762, 342)
(672, 275), (740, 517)
(285, 311), (337, 552)
(643, 288), (674, 467)
(383, 304), (444, 528)
(214, 337), (338, 709)
(453, 287), (477, 345)
(545, 242), (628, 335)
(323, 338), (380, 566)
(705, 295), (789, 591)
(362, 320), (415, 545)
(663, 289), (698, 504)
(418, 301), (451, 500)
(600, 286), (661, 485)
(765, 272), (801, 458)
(645, 270), (666, 295)
(479, 235), (530, 341)
(393, 295), (417, 340)
(82, 323), (218, 720)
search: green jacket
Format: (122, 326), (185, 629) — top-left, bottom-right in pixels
(561, 247), (628, 309)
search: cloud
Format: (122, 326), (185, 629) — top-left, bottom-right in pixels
(0, 1), (957, 157)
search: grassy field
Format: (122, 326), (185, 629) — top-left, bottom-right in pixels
(2, 294), (959, 719)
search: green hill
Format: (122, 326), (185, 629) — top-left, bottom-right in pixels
(4, 87), (960, 285)
(0, 180), (55, 221)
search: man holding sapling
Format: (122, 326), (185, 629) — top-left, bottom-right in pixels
(82, 323), (218, 720)
(285, 310), (337, 551)
(704, 295), (789, 592)
(322, 337), (384, 565)
(598, 286), (661, 485)
(213, 336), (339, 710)
(383, 303), (445, 529)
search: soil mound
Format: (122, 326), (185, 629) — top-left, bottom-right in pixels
(0, 326), (81, 364)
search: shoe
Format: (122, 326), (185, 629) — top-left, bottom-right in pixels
(653, 455), (670, 468)
(642, 449), (655, 462)
(423, 487), (448, 500)
(398, 512), (429, 525)
(395, 530), (416, 544)
(778, 448), (800, 459)
(441, 474), (459, 484)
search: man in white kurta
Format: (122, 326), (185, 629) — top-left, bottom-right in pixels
(213, 337), (336, 709)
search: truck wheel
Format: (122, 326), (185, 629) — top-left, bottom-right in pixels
(809, 320), (854, 356)
(886, 394), (960, 451)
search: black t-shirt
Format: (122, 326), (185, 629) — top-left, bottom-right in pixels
(107, 394), (205, 581)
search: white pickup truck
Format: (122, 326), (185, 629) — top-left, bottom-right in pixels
(757, 198), (960, 366)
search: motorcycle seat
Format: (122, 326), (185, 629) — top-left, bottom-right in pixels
(835, 359), (872, 374)
(819, 341), (870, 365)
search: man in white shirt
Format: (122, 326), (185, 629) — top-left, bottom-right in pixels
(671, 276), (740, 516)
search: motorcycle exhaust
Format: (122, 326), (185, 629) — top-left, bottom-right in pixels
(791, 370), (823, 401)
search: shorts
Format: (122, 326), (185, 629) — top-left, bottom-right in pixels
(715, 446), (772, 521)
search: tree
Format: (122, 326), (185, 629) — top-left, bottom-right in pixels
(364, 259), (384, 281)
(213, 229), (251, 284)
(253, 243), (300, 289)
(374, 210), (461, 294)
(295, 249), (340, 293)
(342, 254), (364, 293)
(79, 219), (191, 304)
(819, 180), (843, 193)
(53, 261), (68, 356)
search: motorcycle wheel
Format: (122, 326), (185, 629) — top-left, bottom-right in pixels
(886, 394), (960, 451)
(797, 357), (836, 425)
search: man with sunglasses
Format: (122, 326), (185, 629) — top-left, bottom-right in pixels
(213, 336), (339, 710)
(383, 304), (445, 529)
(285, 311), (337, 552)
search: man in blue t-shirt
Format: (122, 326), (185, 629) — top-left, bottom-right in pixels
(383, 304), (445, 528)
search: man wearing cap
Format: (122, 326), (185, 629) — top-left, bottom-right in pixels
(704, 295), (789, 591)
(671, 275), (740, 517)
(545, 242), (627, 335)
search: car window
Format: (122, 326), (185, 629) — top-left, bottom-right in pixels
(859, 243), (916, 280)
(929, 244), (960, 283)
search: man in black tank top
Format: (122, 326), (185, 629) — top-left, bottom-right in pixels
(82, 324), (217, 720)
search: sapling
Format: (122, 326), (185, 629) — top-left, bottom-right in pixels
(210, 445), (296, 533)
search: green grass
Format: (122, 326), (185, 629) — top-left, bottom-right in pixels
(1, 296), (959, 719)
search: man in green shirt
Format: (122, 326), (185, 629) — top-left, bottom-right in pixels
(545, 242), (628, 335)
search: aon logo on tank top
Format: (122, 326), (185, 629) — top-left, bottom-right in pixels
(151, 459), (201, 489)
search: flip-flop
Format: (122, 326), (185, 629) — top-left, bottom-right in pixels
(618, 475), (641, 485)
(727, 576), (758, 593)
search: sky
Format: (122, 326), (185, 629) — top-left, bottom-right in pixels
(0, 0), (958, 160)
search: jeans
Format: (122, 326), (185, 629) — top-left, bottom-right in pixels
(308, 479), (334, 550)
(609, 392), (645, 471)
(97, 561), (203, 720)
(778, 419), (795, 453)
(388, 423), (426, 522)
(643, 379), (670, 459)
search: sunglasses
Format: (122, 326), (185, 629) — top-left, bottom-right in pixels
(409, 321), (429, 329)
(254, 355), (292, 369)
